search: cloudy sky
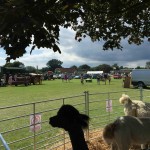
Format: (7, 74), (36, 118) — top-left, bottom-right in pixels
(0, 28), (150, 69)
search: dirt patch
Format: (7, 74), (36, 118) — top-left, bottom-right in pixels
(48, 129), (109, 150)
(87, 129), (110, 150)
(48, 129), (141, 150)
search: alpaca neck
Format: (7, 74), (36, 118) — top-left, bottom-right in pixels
(124, 101), (134, 116)
(124, 100), (132, 109)
(68, 126), (88, 150)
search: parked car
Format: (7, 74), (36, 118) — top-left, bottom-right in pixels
(53, 75), (58, 79)
(113, 74), (122, 79)
(92, 74), (98, 79)
(83, 74), (91, 79)
(74, 75), (80, 79)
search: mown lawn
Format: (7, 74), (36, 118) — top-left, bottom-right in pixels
(0, 78), (126, 107)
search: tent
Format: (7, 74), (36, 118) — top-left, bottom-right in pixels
(87, 71), (103, 75)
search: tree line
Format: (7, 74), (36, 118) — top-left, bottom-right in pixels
(2, 59), (150, 74)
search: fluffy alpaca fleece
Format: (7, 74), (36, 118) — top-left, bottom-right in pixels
(103, 116), (150, 150)
(119, 94), (150, 117)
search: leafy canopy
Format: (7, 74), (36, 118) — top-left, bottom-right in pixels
(0, 0), (150, 61)
(46, 59), (63, 71)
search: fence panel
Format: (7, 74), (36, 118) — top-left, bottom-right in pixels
(0, 88), (149, 150)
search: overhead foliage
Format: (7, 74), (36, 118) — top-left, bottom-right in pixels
(0, 0), (150, 61)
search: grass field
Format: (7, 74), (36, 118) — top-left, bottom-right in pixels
(0, 78), (126, 107)
(0, 78), (149, 150)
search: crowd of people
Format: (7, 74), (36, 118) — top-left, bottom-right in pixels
(0, 73), (22, 86)
(1, 73), (27, 86)
(61, 73), (73, 82)
(60, 73), (111, 85)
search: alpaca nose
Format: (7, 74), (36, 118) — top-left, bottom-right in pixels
(49, 117), (53, 125)
(49, 116), (57, 127)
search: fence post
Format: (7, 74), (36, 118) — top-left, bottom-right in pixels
(139, 86), (143, 101)
(84, 91), (89, 141)
(107, 92), (111, 123)
(0, 134), (10, 150)
(33, 103), (36, 150)
(62, 98), (66, 150)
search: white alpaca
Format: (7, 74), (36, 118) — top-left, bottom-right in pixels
(119, 94), (150, 117)
(103, 116), (150, 150)
(119, 94), (150, 149)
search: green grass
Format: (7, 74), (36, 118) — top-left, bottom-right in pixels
(0, 78), (148, 149)
(0, 79), (126, 106)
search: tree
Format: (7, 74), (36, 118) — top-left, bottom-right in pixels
(135, 66), (142, 69)
(40, 67), (49, 73)
(95, 64), (112, 73)
(119, 66), (124, 69)
(70, 65), (78, 70)
(78, 64), (91, 71)
(145, 61), (150, 69)
(112, 63), (120, 70)
(25, 66), (36, 73)
(4, 61), (25, 68)
(46, 59), (63, 72)
(0, 0), (149, 61)
(3, 62), (13, 67)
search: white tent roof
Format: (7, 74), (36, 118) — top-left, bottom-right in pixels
(87, 71), (103, 74)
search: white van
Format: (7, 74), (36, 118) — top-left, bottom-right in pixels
(131, 69), (150, 87)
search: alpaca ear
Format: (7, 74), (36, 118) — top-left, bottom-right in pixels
(120, 94), (131, 104)
(122, 94), (125, 97)
(103, 122), (115, 139)
(122, 94), (128, 98)
(81, 114), (89, 121)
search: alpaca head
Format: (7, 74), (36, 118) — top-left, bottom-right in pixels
(49, 104), (89, 131)
(119, 94), (132, 105)
(103, 122), (116, 144)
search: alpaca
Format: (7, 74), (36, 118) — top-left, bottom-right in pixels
(102, 115), (150, 150)
(119, 94), (150, 149)
(119, 94), (150, 117)
(49, 104), (89, 150)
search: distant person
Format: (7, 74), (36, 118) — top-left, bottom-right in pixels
(39, 75), (43, 84)
(104, 73), (108, 85)
(68, 74), (72, 82)
(3, 74), (6, 86)
(96, 74), (100, 85)
(80, 74), (84, 85)
(64, 73), (68, 82)
(8, 74), (13, 85)
(108, 75), (111, 85)
(14, 74), (17, 81)
(61, 73), (64, 82)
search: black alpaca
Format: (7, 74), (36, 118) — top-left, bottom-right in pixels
(49, 104), (89, 150)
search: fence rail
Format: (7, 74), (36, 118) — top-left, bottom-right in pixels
(0, 88), (150, 150)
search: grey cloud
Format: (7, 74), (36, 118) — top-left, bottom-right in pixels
(59, 28), (150, 66)
(0, 28), (149, 68)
